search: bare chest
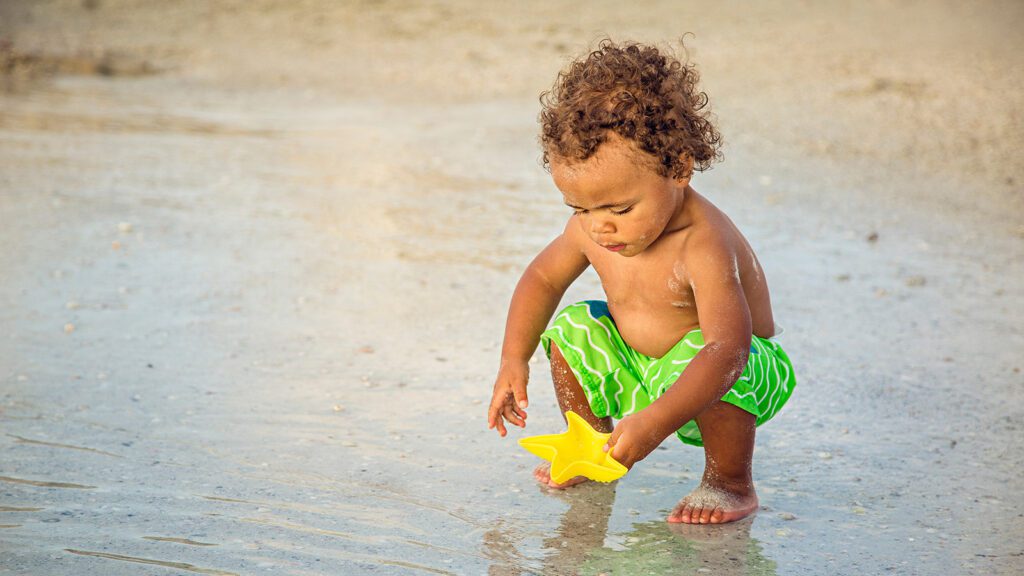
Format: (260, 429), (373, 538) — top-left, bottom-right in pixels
(595, 256), (694, 310)
(584, 245), (699, 355)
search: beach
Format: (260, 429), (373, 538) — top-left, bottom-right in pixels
(1, 1), (1022, 574)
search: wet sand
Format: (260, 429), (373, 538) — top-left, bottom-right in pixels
(1, 1), (1023, 574)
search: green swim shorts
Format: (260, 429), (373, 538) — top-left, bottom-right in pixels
(540, 300), (796, 446)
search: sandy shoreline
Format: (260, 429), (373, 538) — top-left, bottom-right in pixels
(2, 1), (1022, 574)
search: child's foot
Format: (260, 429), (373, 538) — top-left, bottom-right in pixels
(533, 464), (589, 489)
(666, 481), (758, 524)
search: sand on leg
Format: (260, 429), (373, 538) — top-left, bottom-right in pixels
(667, 400), (759, 524)
(534, 343), (613, 489)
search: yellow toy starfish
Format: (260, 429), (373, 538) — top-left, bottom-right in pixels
(518, 411), (628, 484)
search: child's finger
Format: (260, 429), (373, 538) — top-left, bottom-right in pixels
(487, 399), (501, 428)
(502, 404), (525, 427)
(512, 381), (529, 411)
(487, 388), (511, 423)
(505, 405), (528, 424)
(603, 426), (623, 453)
(511, 402), (528, 421)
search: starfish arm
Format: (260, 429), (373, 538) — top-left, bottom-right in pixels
(518, 411), (628, 484)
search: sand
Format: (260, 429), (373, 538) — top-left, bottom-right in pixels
(1, 1), (1022, 574)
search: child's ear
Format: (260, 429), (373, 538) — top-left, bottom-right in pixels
(674, 155), (695, 185)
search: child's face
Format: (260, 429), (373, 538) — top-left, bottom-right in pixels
(550, 137), (686, 258)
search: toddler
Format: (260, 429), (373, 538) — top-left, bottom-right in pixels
(487, 40), (796, 524)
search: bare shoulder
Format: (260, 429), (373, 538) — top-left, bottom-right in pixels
(680, 191), (775, 337)
(677, 198), (743, 276)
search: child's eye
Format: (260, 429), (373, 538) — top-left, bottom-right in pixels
(573, 208), (588, 215)
(612, 206), (634, 215)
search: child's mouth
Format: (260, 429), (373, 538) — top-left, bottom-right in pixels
(604, 243), (626, 252)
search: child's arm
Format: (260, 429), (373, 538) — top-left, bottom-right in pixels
(605, 232), (752, 465)
(487, 223), (590, 437)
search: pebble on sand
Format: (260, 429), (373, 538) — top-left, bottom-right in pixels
(63, 323), (75, 334)
(118, 222), (133, 233)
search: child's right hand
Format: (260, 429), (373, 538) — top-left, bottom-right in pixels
(487, 361), (530, 437)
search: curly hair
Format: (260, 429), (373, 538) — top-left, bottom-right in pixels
(539, 39), (722, 179)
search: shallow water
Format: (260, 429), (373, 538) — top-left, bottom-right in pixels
(2, 2), (1023, 575)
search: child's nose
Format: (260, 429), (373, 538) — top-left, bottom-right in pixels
(591, 218), (615, 235)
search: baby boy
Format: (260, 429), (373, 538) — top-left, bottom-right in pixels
(487, 40), (796, 524)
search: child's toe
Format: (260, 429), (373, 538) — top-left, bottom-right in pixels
(533, 465), (551, 484)
(685, 504), (701, 524)
(709, 507), (725, 524)
(695, 504), (709, 523)
(681, 503), (695, 523)
(699, 506), (715, 524)
(667, 504), (685, 523)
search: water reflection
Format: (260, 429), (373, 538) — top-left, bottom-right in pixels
(484, 482), (777, 576)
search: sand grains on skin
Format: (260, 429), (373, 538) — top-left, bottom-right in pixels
(667, 483), (759, 525)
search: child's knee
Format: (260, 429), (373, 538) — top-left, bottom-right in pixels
(696, 401), (756, 435)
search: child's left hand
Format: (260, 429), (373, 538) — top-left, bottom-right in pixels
(603, 413), (668, 469)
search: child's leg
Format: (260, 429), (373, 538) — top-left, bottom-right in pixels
(667, 401), (759, 524)
(533, 343), (612, 488)
(550, 343), (613, 433)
